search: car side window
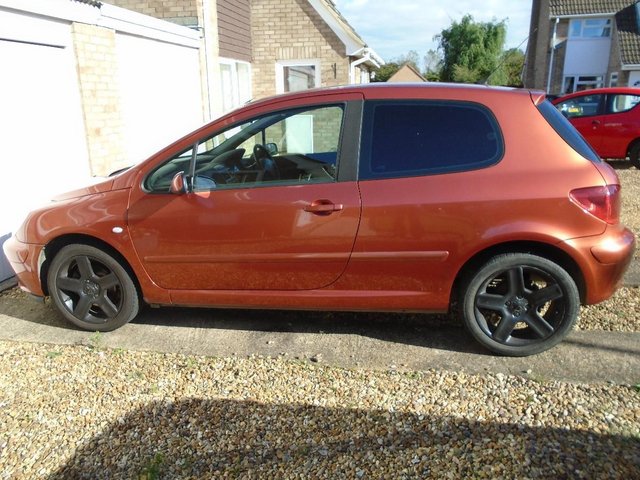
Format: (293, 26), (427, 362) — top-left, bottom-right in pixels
(145, 105), (344, 192)
(606, 94), (640, 114)
(359, 101), (503, 180)
(556, 94), (604, 118)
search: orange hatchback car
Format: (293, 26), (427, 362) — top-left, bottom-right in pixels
(4, 84), (635, 356)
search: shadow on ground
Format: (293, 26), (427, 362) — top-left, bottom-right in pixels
(0, 290), (486, 355)
(48, 398), (639, 479)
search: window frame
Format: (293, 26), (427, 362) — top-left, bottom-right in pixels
(562, 75), (605, 94)
(275, 59), (321, 94)
(142, 102), (352, 194)
(605, 93), (640, 115)
(219, 57), (252, 113)
(358, 100), (505, 181)
(556, 93), (605, 118)
(569, 18), (612, 39)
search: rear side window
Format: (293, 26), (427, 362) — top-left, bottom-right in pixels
(538, 101), (600, 162)
(359, 101), (503, 180)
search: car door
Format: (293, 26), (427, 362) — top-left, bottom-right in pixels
(345, 99), (505, 299)
(598, 93), (640, 158)
(126, 97), (363, 291)
(556, 93), (605, 153)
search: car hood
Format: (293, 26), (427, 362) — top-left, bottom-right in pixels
(52, 177), (117, 201)
(51, 167), (138, 201)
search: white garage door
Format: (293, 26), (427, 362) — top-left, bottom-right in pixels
(116, 33), (204, 164)
(0, 39), (90, 235)
(0, 35), (91, 281)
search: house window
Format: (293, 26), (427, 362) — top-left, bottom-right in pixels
(569, 18), (612, 38)
(562, 75), (604, 93)
(219, 58), (252, 113)
(276, 60), (320, 94)
(609, 72), (619, 87)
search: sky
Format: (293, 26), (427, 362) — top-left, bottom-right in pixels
(333, 0), (533, 66)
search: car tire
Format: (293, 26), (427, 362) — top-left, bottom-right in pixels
(630, 143), (640, 169)
(460, 253), (579, 357)
(47, 244), (139, 331)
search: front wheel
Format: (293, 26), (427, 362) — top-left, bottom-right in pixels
(47, 244), (139, 331)
(460, 254), (579, 356)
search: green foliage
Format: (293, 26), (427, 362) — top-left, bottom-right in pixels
(424, 49), (443, 81)
(502, 48), (526, 87)
(138, 452), (164, 480)
(371, 62), (401, 82)
(435, 15), (508, 85)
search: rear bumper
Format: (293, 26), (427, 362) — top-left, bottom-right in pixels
(562, 225), (636, 305)
(1, 235), (45, 297)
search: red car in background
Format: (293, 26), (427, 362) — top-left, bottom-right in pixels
(553, 87), (640, 168)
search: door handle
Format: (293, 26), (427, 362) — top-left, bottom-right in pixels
(304, 199), (344, 215)
(592, 120), (601, 127)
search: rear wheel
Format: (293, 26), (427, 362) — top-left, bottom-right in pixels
(460, 253), (579, 356)
(47, 244), (139, 331)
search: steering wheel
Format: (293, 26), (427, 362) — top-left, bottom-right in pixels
(253, 144), (281, 180)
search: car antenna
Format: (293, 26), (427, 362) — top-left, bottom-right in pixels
(480, 28), (535, 86)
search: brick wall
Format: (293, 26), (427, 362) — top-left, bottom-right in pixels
(251, 0), (351, 100)
(108, 0), (199, 25)
(72, 23), (126, 176)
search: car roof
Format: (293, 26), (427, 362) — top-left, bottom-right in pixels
(553, 87), (640, 102)
(244, 82), (539, 110)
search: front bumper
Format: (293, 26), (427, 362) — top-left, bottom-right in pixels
(563, 225), (636, 305)
(2, 235), (45, 297)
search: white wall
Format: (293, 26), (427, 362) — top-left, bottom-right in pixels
(116, 33), (204, 164)
(0, 11), (91, 236)
(563, 38), (611, 76)
(0, 0), (205, 281)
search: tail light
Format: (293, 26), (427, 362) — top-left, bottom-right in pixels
(569, 185), (621, 224)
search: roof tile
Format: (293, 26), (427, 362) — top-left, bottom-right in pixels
(550, 0), (635, 16)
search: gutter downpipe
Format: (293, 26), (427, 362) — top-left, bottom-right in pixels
(546, 17), (560, 94)
(350, 54), (370, 84)
(202, 0), (214, 121)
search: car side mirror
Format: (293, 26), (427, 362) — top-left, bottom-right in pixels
(265, 142), (278, 155)
(169, 171), (187, 194)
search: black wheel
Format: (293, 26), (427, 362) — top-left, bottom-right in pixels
(47, 244), (139, 331)
(461, 254), (579, 356)
(629, 143), (640, 169)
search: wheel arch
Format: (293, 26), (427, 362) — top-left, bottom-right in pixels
(627, 137), (640, 154)
(450, 241), (586, 310)
(41, 234), (142, 299)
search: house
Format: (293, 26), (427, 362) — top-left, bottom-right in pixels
(525, 0), (640, 94)
(387, 63), (427, 83)
(0, 0), (205, 281)
(250, 0), (382, 99)
(110, 0), (383, 111)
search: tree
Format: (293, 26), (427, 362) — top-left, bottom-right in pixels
(423, 49), (443, 81)
(500, 48), (525, 87)
(371, 62), (401, 82)
(435, 15), (507, 85)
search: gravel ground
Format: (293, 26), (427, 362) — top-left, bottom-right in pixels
(0, 340), (638, 479)
(618, 165), (640, 258)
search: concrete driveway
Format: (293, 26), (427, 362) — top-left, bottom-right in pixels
(0, 289), (638, 386)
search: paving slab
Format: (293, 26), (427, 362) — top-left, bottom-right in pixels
(0, 293), (638, 385)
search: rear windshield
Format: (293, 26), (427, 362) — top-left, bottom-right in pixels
(537, 100), (600, 162)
